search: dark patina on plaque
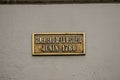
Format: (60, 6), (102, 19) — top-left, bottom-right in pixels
(32, 32), (85, 55)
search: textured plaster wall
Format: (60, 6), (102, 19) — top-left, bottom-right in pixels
(0, 4), (120, 80)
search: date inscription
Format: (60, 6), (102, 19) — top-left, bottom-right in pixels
(32, 32), (85, 55)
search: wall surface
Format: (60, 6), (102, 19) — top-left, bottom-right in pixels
(0, 4), (120, 80)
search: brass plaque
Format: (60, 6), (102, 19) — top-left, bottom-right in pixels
(32, 32), (85, 55)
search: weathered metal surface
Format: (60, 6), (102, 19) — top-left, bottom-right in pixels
(32, 32), (85, 55)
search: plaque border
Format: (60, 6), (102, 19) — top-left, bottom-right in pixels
(32, 32), (86, 56)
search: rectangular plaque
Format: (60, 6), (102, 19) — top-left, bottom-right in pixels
(32, 32), (85, 55)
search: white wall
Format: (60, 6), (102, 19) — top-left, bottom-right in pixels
(0, 4), (120, 80)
